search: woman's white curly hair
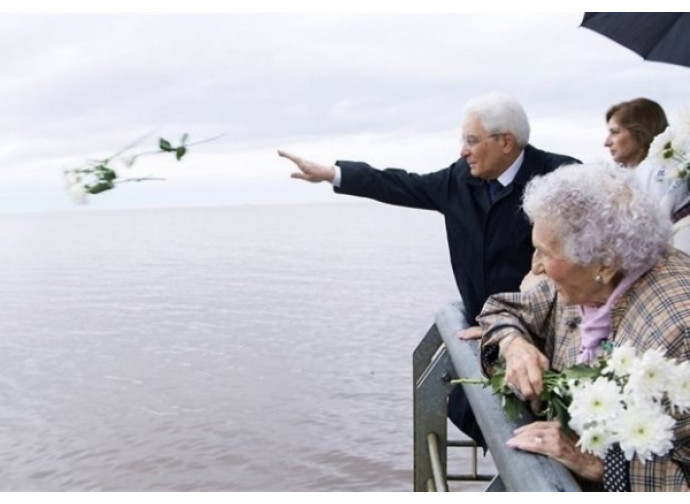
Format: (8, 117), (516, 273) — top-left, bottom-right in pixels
(522, 162), (671, 272)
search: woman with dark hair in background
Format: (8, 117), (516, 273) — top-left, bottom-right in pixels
(604, 97), (668, 169)
(607, 98), (690, 255)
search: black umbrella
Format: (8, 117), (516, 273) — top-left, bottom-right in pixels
(581, 12), (690, 68)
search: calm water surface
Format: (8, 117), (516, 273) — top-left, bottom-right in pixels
(0, 202), (482, 491)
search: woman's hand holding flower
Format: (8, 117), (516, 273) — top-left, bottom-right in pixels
(501, 335), (550, 401)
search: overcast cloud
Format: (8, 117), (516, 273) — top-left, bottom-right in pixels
(1, 10), (688, 213)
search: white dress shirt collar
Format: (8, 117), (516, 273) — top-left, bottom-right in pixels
(496, 149), (525, 186)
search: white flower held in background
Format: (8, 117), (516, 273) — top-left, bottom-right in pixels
(648, 106), (690, 189)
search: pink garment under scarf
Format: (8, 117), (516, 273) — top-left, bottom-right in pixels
(577, 263), (653, 364)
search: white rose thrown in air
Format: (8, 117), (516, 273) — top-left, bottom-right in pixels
(67, 184), (89, 205)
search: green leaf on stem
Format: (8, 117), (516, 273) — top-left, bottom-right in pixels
(159, 138), (173, 152)
(100, 167), (118, 182)
(87, 181), (115, 194)
(560, 365), (599, 380)
(501, 395), (524, 420)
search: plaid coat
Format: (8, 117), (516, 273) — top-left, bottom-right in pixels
(478, 251), (690, 492)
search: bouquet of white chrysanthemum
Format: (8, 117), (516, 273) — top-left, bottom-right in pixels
(453, 342), (690, 463)
(568, 344), (690, 462)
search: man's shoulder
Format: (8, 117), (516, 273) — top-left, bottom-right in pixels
(544, 151), (581, 168)
(448, 157), (470, 174)
(521, 145), (581, 176)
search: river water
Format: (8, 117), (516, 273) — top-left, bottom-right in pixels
(0, 202), (500, 491)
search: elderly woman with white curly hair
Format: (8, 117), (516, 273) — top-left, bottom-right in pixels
(477, 162), (690, 491)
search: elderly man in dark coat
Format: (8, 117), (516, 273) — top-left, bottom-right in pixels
(278, 92), (579, 446)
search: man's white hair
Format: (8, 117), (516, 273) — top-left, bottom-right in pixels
(462, 92), (530, 147)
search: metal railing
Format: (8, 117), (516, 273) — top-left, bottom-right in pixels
(413, 301), (582, 492)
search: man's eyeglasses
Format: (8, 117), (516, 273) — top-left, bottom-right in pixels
(462, 133), (503, 148)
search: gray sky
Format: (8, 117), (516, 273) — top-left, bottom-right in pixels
(1, 7), (689, 213)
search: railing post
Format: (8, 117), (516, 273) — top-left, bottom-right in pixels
(412, 325), (455, 491)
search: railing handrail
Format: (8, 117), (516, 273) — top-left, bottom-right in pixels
(435, 301), (582, 492)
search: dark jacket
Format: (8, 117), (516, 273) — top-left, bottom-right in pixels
(335, 144), (580, 324)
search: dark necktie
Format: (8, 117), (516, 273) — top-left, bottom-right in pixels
(487, 180), (503, 204)
(603, 444), (630, 492)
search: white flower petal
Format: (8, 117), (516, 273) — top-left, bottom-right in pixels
(616, 402), (675, 462)
(603, 343), (638, 377)
(67, 184), (89, 205)
(568, 377), (623, 428)
(625, 347), (673, 401)
(577, 424), (615, 458)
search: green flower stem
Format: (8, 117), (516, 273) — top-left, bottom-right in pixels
(450, 378), (489, 386)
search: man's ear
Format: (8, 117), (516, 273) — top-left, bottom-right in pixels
(501, 132), (517, 153)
